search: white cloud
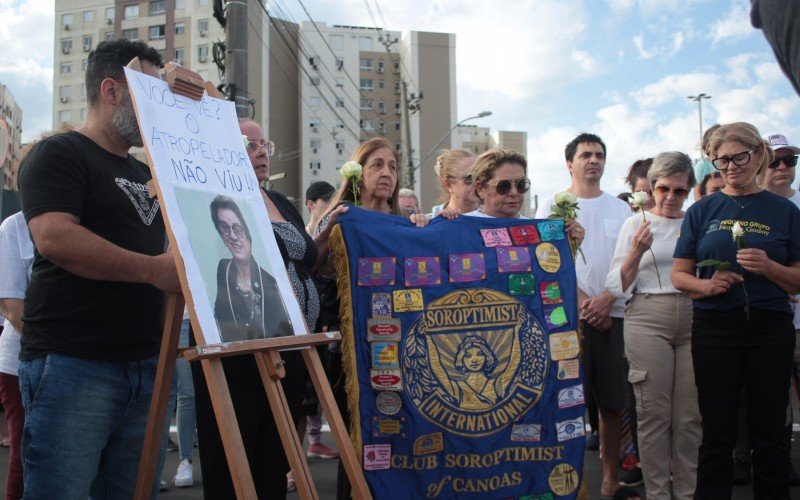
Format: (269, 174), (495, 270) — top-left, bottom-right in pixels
(633, 31), (684, 59)
(711, 0), (754, 44)
(633, 35), (658, 59)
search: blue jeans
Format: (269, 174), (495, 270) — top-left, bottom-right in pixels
(176, 319), (196, 461)
(19, 353), (169, 499)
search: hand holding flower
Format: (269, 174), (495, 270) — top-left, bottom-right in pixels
(628, 191), (662, 289)
(549, 191), (585, 263)
(736, 248), (773, 275)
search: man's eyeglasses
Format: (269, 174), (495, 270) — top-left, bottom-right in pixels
(246, 139), (276, 157)
(217, 222), (245, 238)
(654, 185), (689, 198)
(769, 154), (799, 169)
(712, 147), (760, 170)
(485, 178), (531, 195)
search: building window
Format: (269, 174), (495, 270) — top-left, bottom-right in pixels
(175, 22), (185, 35)
(377, 60), (384, 73)
(61, 38), (73, 53)
(393, 81), (400, 94)
(123, 5), (139, 19)
(309, 118), (320, 131)
(359, 78), (373, 91)
(149, 0), (166, 15)
(335, 140), (344, 153)
(105, 7), (115, 23)
(59, 110), (72, 124)
(309, 160), (321, 171)
(198, 19), (209, 34)
(83, 10), (94, 23)
(149, 25), (165, 40)
(361, 119), (374, 131)
(59, 85), (72, 101)
(310, 138), (321, 151)
(335, 57), (344, 71)
(329, 34), (343, 50)
(309, 96), (321, 108)
(359, 58), (373, 71)
(198, 45), (209, 62)
(359, 98), (373, 110)
(62, 13), (74, 29)
(335, 97), (345, 108)
(174, 47), (185, 63)
(334, 77), (344, 87)
(378, 79), (385, 89)
(394, 101), (401, 114)
(396, 142), (401, 152)
(105, 32), (114, 41)
(394, 61), (400, 73)
(358, 35), (372, 51)
(395, 121), (401, 131)
(378, 120), (385, 133)
(83, 35), (93, 51)
(122, 28), (138, 41)
(334, 119), (344, 129)
(378, 100), (385, 113)
(60, 62), (72, 74)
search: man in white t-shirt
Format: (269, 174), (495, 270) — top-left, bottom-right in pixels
(760, 132), (800, 485)
(536, 133), (631, 498)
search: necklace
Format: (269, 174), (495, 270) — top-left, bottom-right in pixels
(723, 190), (762, 209)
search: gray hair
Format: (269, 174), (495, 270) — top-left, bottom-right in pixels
(648, 151), (696, 188)
(398, 188), (418, 202)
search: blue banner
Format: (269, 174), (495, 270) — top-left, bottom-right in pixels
(332, 208), (584, 499)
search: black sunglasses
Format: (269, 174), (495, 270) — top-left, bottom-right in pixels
(485, 178), (531, 195)
(769, 154), (799, 169)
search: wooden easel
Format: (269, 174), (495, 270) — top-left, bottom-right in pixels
(128, 60), (371, 500)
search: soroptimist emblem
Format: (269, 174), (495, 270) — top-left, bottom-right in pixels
(403, 288), (548, 437)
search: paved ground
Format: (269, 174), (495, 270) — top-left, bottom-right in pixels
(2, 429), (800, 499)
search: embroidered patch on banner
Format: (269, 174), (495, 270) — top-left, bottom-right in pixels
(540, 281), (563, 304)
(537, 220), (565, 242)
(372, 416), (406, 438)
(371, 293), (393, 318)
(404, 256), (442, 286)
(448, 253), (486, 282)
(363, 444), (392, 471)
(371, 369), (403, 391)
(534, 243), (562, 273)
(413, 432), (444, 455)
(520, 493), (554, 500)
(367, 318), (402, 342)
(557, 358), (580, 380)
(556, 417), (585, 442)
(508, 273), (536, 295)
(510, 423), (542, 442)
(371, 342), (399, 370)
(548, 463), (580, 496)
(496, 246), (532, 273)
(358, 257), (397, 286)
(376, 391), (402, 415)
(544, 305), (568, 330)
(480, 227), (512, 247)
(509, 225), (541, 246)
(557, 384), (585, 409)
(393, 289), (424, 312)
(549, 331), (580, 360)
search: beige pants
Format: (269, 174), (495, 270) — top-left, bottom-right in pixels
(625, 293), (701, 500)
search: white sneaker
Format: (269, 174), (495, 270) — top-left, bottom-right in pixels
(173, 458), (194, 488)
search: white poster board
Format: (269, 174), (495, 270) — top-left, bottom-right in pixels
(123, 67), (306, 345)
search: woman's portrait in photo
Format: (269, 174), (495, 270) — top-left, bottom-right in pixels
(211, 195), (293, 341)
(451, 335), (506, 411)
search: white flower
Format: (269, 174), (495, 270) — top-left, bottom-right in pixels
(732, 221), (744, 238)
(554, 191), (577, 205)
(628, 191), (649, 208)
(340, 161), (362, 180)
(242, 134), (250, 149)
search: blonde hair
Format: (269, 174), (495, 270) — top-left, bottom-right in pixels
(706, 122), (774, 177)
(435, 149), (476, 205)
(472, 148), (527, 201)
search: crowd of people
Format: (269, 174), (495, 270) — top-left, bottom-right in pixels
(0, 36), (798, 500)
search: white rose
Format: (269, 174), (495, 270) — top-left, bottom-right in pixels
(732, 221), (744, 238)
(628, 191), (649, 208)
(554, 191), (577, 205)
(340, 161), (362, 180)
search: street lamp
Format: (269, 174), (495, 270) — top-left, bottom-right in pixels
(687, 94), (711, 148)
(415, 111), (492, 171)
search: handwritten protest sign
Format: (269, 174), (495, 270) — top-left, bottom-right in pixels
(123, 66), (306, 345)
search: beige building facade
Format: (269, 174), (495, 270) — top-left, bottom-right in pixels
(0, 83), (23, 191)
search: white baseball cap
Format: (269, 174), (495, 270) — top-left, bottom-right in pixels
(766, 133), (800, 154)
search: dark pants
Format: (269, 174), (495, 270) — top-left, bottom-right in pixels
(692, 308), (794, 500)
(0, 373), (23, 500)
(192, 350), (305, 500)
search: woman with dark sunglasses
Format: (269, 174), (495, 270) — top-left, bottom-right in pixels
(672, 122), (800, 499)
(606, 152), (699, 499)
(466, 148), (531, 219)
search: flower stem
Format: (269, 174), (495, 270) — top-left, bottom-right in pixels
(641, 210), (662, 289)
(741, 274), (750, 320)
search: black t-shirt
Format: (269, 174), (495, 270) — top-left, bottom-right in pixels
(18, 131), (166, 361)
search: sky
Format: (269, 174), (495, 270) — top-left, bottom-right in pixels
(2, 0), (799, 205)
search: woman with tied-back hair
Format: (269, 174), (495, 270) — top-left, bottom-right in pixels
(430, 149), (479, 217)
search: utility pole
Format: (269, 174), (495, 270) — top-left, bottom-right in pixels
(225, 0), (249, 118)
(687, 93), (711, 148)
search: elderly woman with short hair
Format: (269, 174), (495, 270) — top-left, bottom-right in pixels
(606, 151), (700, 499)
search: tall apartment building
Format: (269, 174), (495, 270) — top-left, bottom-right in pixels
(0, 83), (23, 191)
